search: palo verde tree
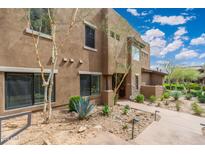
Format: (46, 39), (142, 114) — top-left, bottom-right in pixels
(26, 8), (91, 123)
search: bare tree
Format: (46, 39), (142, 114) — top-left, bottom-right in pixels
(26, 8), (91, 123)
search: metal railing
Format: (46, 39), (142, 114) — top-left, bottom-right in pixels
(0, 112), (32, 145)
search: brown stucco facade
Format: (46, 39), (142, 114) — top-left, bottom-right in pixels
(0, 8), (162, 115)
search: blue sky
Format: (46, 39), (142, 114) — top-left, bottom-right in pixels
(114, 8), (205, 69)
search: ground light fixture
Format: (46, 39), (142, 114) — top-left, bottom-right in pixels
(155, 110), (160, 121)
(131, 116), (140, 139)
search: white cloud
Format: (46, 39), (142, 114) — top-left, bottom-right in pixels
(142, 28), (185, 57)
(199, 53), (205, 59)
(161, 39), (183, 56)
(127, 8), (152, 17)
(153, 15), (195, 25)
(126, 8), (140, 16)
(175, 49), (199, 60)
(174, 27), (187, 40)
(142, 29), (167, 56)
(190, 33), (205, 45)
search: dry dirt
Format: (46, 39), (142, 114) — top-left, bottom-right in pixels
(1, 104), (157, 145)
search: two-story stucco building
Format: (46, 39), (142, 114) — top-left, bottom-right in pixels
(0, 8), (165, 115)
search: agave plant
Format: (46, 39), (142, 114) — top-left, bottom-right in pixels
(74, 97), (95, 120)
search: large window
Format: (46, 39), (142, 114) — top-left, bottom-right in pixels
(132, 45), (140, 61)
(85, 25), (95, 49)
(80, 74), (100, 96)
(30, 8), (52, 35)
(5, 73), (55, 110)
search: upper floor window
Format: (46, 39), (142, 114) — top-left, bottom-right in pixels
(85, 24), (95, 49)
(132, 45), (140, 61)
(30, 8), (52, 35)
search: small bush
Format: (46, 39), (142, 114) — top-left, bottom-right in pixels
(68, 96), (80, 112)
(122, 124), (128, 129)
(185, 93), (192, 100)
(191, 90), (202, 97)
(74, 97), (95, 120)
(149, 95), (157, 103)
(171, 91), (181, 101)
(176, 102), (180, 111)
(163, 92), (170, 99)
(123, 105), (130, 115)
(102, 105), (111, 116)
(135, 94), (144, 103)
(191, 102), (204, 116)
(198, 95), (205, 103)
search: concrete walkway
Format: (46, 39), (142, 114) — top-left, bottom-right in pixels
(118, 100), (205, 145)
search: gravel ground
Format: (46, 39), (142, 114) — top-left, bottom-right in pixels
(2, 104), (157, 145)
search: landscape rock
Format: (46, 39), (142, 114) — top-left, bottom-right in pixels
(94, 125), (102, 130)
(78, 126), (87, 133)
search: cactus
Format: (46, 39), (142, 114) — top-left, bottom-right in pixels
(74, 97), (95, 120)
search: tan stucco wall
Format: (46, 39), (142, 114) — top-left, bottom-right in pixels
(0, 8), (150, 114)
(140, 85), (164, 98)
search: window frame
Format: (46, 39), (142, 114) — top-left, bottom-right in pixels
(132, 45), (141, 61)
(80, 74), (100, 97)
(135, 75), (139, 90)
(84, 21), (97, 52)
(5, 72), (56, 110)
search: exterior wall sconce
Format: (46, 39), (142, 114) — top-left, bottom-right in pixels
(155, 110), (160, 121)
(63, 58), (68, 62)
(69, 58), (74, 63)
(131, 116), (140, 139)
(79, 60), (83, 64)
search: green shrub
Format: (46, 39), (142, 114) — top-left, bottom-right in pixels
(176, 102), (180, 111)
(135, 94), (144, 103)
(203, 86), (205, 91)
(74, 97), (95, 120)
(191, 90), (202, 97)
(187, 83), (201, 90)
(149, 95), (157, 103)
(198, 95), (205, 103)
(171, 91), (181, 101)
(163, 92), (170, 99)
(123, 105), (130, 115)
(102, 105), (111, 116)
(68, 96), (80, 112)
(185, 93), (192, 100)
(191, 102), (204, 116)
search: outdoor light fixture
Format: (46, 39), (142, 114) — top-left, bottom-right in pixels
(155, 110), (160, 121)
(62, 58), (68, 62)
(79, 60), (83, 64)
(69, 58), (74, 63)
(131, 116), (140, 139)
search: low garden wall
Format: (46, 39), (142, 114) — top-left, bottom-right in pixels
(140, 85), (164, 98)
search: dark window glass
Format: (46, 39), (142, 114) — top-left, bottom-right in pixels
(85, 25), (95, 48)
(5, 73), (56, 110)
(5, 74), (33, 109)
(34, 74), (55, 105)
(30, 8), (52, 35)
(91, 75), (100, 96)
(136, 75), (139, 90)
(80, 74), (100, 96)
